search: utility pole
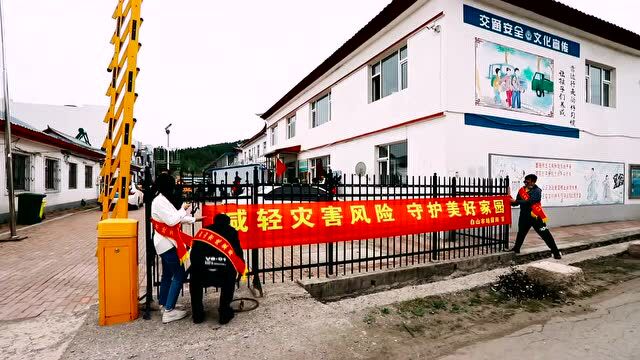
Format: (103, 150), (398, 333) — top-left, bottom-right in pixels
(165, 123), (171, 171)
(0, 0), (24, 242)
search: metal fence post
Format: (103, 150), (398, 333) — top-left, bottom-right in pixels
(449, 176), (457, 245)
(142, 166), (154, 320)
(327, 170), (334, 276)
(251, 166), (263, 296)
(431, 173), (439, 261)
(502, 175), (510, 250)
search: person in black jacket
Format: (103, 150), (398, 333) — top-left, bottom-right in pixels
(509, 174), (562, 259)
(189, 213), (244, 324)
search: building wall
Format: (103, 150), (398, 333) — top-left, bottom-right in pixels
(261, 0), (640, 226)
(266, 0), (445, 169)
(0, 136), (100, 221)
(241, 135), (267, 165)
(443, 0), (640, 180)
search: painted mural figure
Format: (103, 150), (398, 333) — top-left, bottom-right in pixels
(586, 168), (598, 202)
(602, 174), (612, 201)
(492, 67), (502, 104)
(511, 68), (524, 109)
(504, 67), (513, 107)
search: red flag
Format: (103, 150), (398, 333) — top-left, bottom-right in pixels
(275, 158), (286, 177)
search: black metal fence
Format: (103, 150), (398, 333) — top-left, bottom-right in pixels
(143, 167), (508, 300)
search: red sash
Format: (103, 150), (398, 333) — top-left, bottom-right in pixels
(151, 219), (193, 265)
(192, 228), (247, 275)
(518, 186), (548, 222)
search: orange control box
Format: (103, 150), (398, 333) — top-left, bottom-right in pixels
(97, 218), (139, 325)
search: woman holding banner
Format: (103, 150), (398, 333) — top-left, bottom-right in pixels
(151, 173), (195, 324)
(509, 174), (562, 259)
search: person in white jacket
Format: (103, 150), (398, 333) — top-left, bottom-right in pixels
(152, 173), (195, 324)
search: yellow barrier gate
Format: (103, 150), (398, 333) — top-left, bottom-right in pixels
(98, 0), (142, 326)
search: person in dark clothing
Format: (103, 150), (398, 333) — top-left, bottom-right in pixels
(189, 213), (244, 324)
(509, 174), (562, 259)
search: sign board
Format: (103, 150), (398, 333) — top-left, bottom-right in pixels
(464, 4), (580, 57)
(298, 159), (308, 172)
(475, 38), (554, 117)
(490, 154), (624, 206)
(203, 196), (512, 249)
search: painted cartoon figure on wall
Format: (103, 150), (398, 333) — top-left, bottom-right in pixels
(476, 38), (554, 116)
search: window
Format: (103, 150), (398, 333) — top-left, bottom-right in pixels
(11, 153), (30, 191)
(308, 156), (330, 182)
(286, 115), (296, 139)
(68, 163), (77, 189)
(263, 141), (266, 154)
(377, 141), (407, 184)
(371, 46), (408, 102)
(45, 158), (60, 191)
(270, 124), (278, 146)
(311, 93), (331, 128)
(631, 165), (640, 199)
(85, 165), (93, 188)
(585, 62), (614, 107)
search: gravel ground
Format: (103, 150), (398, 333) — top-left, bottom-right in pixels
(59, 243), (631, 360)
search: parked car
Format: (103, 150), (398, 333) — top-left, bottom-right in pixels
(531, 72), (554, 97)
(263, 185), (332, 202)
(100, 184), (144, 210)
(127, 185), (144, 209)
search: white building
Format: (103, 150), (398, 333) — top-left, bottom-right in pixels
(239, 125), (267, 167)
(1, 118), (103, 222)
(259, 0), (640, 227)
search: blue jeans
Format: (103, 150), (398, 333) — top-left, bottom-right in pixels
(158, 248), (185, 311)
(512, 91), (521, 108)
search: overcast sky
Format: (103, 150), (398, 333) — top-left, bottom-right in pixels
(2, 0), (638, 148)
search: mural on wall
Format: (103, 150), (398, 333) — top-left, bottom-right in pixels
(475, 38), (554, 117)
(490, 154), (625, 207)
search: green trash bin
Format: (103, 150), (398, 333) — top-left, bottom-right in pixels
(17, 193), (47, 225)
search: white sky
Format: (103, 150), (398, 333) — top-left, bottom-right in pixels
(2, 0), (638, 148)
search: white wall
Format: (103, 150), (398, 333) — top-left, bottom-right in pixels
(0, 136), (99, 219)
(265, 0), (446, 161)
(441, 0), (640, 208)
(256, 0), (640, 226)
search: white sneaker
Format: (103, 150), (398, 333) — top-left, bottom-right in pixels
(160, 304), (185, 313)
(162, 309), (188, 324)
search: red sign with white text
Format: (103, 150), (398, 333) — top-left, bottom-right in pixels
(202, 196), (511, 249)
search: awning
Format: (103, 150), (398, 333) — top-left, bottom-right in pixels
(264, 145), (301, 157)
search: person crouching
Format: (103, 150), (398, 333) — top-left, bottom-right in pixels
(189, 213), (244, 324)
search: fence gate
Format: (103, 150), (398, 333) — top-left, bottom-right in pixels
(142, 167), (509, 317)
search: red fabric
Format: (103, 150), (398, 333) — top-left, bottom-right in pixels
(193, 228), (247, 275)
(203, 196), (511, 249)
(275, 158), (286, 177)
(518, 186), (548, 222)
(151, 219), (193, 264)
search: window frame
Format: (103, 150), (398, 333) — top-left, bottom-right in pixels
(11, 152), (31, 192)
(376, 140), (408, 185)
(84, 165), (93, 189)
(310, 92), (331, 128)
(630, 164), (640, 200)
(307, 155), (331, 182)
(270, 124), (278, 146)
(585, 62), (614, 107)
(68, 162), (78, 189)
(45, 157), (61, 192)
(370, 45), (408, 103)
(286, 115), (296, 139)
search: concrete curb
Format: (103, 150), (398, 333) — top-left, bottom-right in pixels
(298, 230), (640, 302)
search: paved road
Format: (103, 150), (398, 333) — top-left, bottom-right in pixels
(441, 279), (640, 360)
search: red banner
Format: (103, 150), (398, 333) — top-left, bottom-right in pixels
(202, 196), (511, 249)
